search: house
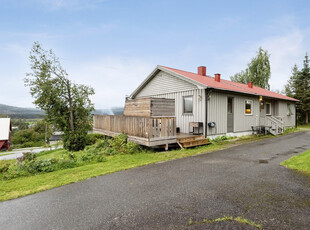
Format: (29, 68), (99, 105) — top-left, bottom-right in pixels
(0, 118), (12, 150)
(94, 65), (298, 148)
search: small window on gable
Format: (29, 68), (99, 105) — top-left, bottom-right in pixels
(245, 100), (253, 115)
(183, 96), (193, 114)
(266, 103), (271, 115)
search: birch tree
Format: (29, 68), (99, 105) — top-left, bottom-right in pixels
(25, 42), (95, 151)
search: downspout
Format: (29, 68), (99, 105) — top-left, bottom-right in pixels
(205, 88), (209, 137)
(295, 103), (297, 128)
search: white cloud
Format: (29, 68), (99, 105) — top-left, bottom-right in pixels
(67, 57), (154, 109)
(261, 30), (304, 91)
(220, 28), (306, 92)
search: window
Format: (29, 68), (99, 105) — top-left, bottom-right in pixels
(245, 100), (253, 115)
(183, 96), (193, 114)
(287, 103), (292, 116)
(266, 103), (271, 115)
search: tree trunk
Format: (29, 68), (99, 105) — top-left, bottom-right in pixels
(306, 112), (309, 124)
(67, 81), (74, 131)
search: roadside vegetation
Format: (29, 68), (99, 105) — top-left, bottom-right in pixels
(11, 120), (52, 149)
(281, 149), (310, 176)
(188, 216), (262, 229)
(0, 130), (302, 202)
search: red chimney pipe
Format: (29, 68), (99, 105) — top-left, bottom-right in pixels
(214, 73), (221, 82)
(198, 66), (206, 76)
(248, 82), (253, 88)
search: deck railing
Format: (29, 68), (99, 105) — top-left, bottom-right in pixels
(93, 115), (176, 140)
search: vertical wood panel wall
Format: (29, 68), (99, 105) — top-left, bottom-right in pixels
(135, 70), (206, 134)
(207, 91), (260, 135)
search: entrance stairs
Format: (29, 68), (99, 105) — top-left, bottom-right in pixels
(177, 135), (210, 149)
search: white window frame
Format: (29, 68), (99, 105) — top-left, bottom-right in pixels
(265, 103), (271, 116)
(183, 96), (193, 115)
(287, 103), (292, 116)
(245, 100), (253, 115)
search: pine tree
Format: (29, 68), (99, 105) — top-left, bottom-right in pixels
(285, 54), (310, 124)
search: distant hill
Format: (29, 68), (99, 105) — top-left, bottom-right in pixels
(0, 104), (45, 119)
(93, 107), (124, 115)
(0, 104), (124, 119)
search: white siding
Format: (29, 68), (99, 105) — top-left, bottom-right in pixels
(137, 89), (205, 134)
(278, 100), (296, 127)
(0, 118), (11, 140)
(136, 71), (198, 97)
(152, 89), (206, 134)
(207, 91), (259, 135)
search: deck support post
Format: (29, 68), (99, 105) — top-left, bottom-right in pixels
(165, 143), (169, 151)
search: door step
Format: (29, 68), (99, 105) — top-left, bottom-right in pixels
(177, 135), (210, 149)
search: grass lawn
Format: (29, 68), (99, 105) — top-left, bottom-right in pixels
(0, 127), (307, 202)
(281, 149), (310, 176)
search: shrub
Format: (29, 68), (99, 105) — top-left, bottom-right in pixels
(85, 133), (105, 145)
(0, 163), (9, 173)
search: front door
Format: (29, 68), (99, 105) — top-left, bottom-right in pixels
(227, 97), (234, 133)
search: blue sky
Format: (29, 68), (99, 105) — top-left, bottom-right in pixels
(1, 0), (309, 109)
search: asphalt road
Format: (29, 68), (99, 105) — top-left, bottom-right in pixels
(0, 132), (310, 230)
(0, 146), (62, 160)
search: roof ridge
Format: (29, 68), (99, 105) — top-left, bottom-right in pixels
(159, 65), (298, 101)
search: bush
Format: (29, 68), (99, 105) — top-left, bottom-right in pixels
(85, 133), (105, 146)
(1, 134), (140, 181)
(11, 120), (52, 148)
(211, 135), (235, 143)
(62, 130), (88, 151)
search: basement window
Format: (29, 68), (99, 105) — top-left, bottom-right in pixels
(183, 96), (193, 114)
(245, 100), (253, 115)
(266, 103), (271, 115)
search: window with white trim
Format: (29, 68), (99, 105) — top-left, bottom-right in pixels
(266, 103), (271, 115)
(183, 96), (193, 114)
(287, 103), (292, 116)
(245, 100), (253, 115)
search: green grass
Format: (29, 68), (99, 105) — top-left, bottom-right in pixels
(0, 143), (228, 201)
(298, 124), (310, 130)
(281, 149), (310, 175)
(0, 128), (307, 202)
(188, 216), (262, 229)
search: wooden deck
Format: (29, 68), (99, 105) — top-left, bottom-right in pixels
(93, 114), (177, 147)
(93, 115), (210, 149)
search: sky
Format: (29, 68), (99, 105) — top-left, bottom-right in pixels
(0, 0), (309, 109)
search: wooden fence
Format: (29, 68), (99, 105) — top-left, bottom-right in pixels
(93, 115), (176, 140)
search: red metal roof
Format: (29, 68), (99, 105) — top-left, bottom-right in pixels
(160, 66), (298, 102)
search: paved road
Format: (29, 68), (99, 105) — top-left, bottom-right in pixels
(0, 132), (310, 230)
(0, 146), (62, 160)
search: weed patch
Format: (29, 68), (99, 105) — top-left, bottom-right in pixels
(188, 216), (262, 229)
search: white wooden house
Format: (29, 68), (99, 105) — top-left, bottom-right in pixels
(94, 65), (298, 148)
(0, 118), (12, 150)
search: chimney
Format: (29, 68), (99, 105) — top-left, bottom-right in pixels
(214, 73), (221, 82)
(248, 82), (253, 88)
(198, 66), (206, 76)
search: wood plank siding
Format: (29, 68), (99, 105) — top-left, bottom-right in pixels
(207, 91), (260, 135)
(136, 71), (198, 97)
(135, 70), (206, 134)
(93, 115), (177, 146)
(278, 100), (296, 127)
(124, 97), (175, 117)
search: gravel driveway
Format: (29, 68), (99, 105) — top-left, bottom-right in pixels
(0, 131), (309, 230)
